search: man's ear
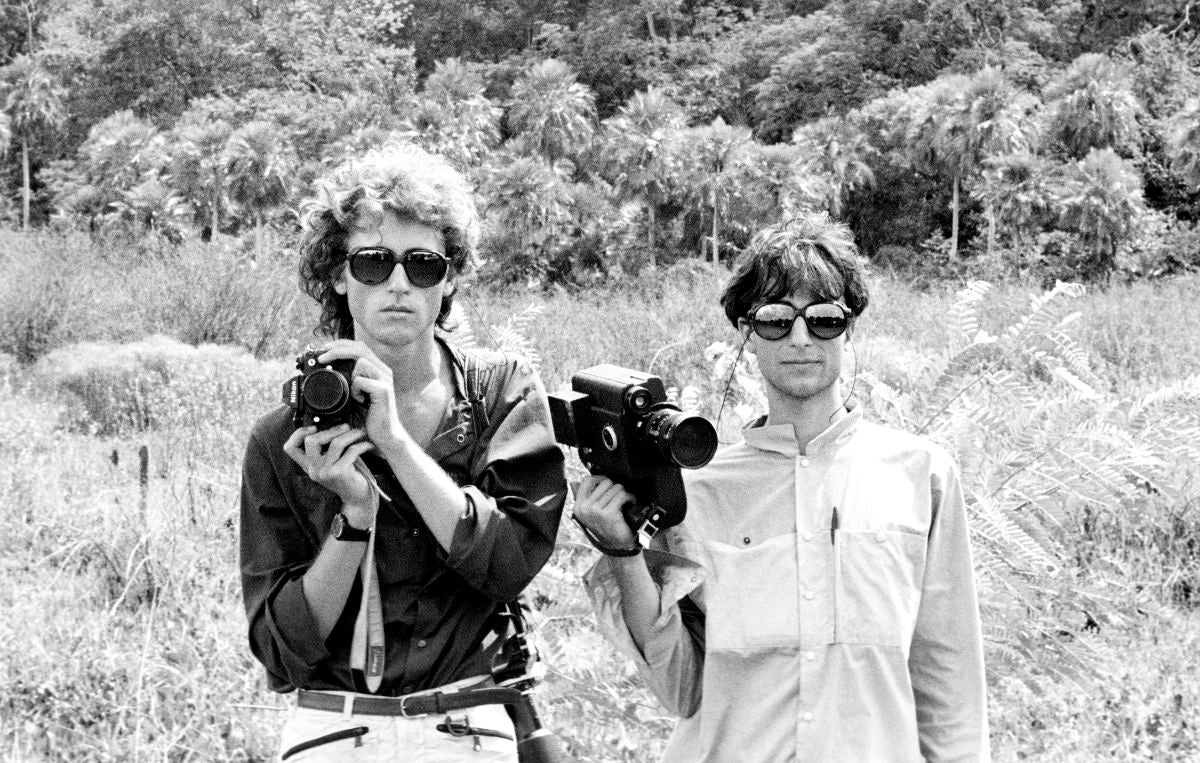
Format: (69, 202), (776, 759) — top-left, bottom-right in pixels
(736, 318), (755, 349)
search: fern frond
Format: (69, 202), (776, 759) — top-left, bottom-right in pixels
(488, 303), (546, 370)
(1002, 281), (1086, 345)
(946, 280), (992, 352)
(968, 491), (1060, 574)
(1125, 374), (1200, 428)
(442, 301), (478, 348)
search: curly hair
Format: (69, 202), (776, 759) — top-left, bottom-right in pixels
(720, 212), (870, 330)
(298, 142), (481, 339)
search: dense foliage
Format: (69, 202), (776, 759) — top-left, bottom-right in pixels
(1, 0), (1199, 283)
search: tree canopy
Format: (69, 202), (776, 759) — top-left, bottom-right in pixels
(1, 0), (1198, 282)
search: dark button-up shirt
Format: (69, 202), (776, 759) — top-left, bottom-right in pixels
(240, 342), (567, 695)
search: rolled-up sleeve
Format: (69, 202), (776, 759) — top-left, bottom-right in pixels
(583, 547), (709, 717)
(239, 424), (328, 691)
(908, 456), (991, 762)
(445, 361), (568, 602)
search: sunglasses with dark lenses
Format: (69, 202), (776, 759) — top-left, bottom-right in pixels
(346, 247), (450, 288)
(749, 301), (851, 341)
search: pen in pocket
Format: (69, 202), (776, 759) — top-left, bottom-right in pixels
(830, 505), (839, 545)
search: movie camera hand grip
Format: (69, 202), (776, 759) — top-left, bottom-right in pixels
(548, 364), (719, 541)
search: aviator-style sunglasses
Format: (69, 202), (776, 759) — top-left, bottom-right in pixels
(748, 301), (851, 341)
(346, 247), (450, 288)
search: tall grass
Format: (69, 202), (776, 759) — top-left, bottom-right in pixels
(1, 230), (1198, 761)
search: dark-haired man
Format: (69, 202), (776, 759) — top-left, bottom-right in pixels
(574, 212), (990, 762)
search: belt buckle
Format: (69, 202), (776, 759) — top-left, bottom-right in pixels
(398, 693), (425, 718)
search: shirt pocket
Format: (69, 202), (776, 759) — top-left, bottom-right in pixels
(834, 529), (926, 647)
(703, 535), (800, 650)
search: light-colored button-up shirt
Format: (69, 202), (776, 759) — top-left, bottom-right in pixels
(584, 406), (990, 762)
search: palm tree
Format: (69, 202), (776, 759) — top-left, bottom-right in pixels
(680, 117), (754, 265)
(72, 110), (168, 225)
(1044, 53), (1143, 161)
(506, 59), (597, 166)
(1056, 148), (1145, 281)
(974, 152), (1058, 250)
(792, 117), (876, 218)
(907, 68), (1037, 259)
(477, 154), (574, 282)
(401, 58), (501, 169)
(222, 121), (297, 255)
(597, 87), (687, 265)
(168, 115), (232, 237)
(1, 54), (66, 229)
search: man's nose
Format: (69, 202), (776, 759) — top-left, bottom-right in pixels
(385, 262), (412, 292)
(789, 318), (814, 346)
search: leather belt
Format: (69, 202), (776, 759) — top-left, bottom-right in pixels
(297, 687), (523, 718)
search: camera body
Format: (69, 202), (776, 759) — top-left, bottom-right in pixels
(282, 350), (363, 429)
(548, 364), (718, 538)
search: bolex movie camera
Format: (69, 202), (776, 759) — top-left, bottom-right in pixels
(549, 365), (719, 545)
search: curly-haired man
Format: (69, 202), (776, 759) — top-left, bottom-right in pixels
(239, 143), (567, 761)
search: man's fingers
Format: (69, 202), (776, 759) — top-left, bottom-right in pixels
(330, 441), (376, 471)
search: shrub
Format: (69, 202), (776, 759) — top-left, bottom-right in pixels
(127, 240), (310, 359)
(33, 335), (290, 437)
(0, 230), (98, 363)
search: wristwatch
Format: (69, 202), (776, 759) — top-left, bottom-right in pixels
(330, 512), (371, 542)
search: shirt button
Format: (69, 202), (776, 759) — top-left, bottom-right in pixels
(875, 531), (886, 543)
(804, 651), (816, 661)
(801, 712), (814, 722)
(799, 458), (810, 467)
(410, 529), (420, 537)
(803, 590), (814, 600)
(416, 639), (427, 648)
(802, 532), (814, 542)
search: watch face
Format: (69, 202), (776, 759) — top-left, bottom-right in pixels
(332, 512), (369, 540)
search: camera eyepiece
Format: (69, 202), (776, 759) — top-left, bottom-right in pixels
(624, 385), (654, 413)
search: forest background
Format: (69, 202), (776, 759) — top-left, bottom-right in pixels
(1, 0), (1200, 760)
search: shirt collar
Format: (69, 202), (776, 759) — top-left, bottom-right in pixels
(741, 400), (861, 458)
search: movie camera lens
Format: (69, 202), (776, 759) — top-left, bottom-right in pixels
(644, 407), (719, 469)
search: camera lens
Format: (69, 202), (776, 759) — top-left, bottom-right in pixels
(302, 367), (352, 414)
(644, 408), (718, 469)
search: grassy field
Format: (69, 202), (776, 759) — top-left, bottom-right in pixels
(1, 230), (1198, 761)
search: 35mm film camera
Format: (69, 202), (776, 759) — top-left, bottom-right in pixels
(282, 350), (363, 429)
(549, 365), (718, 543)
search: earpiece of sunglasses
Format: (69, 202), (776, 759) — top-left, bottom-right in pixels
(346, 247), (450, 288)
(748, 301), (851, 341)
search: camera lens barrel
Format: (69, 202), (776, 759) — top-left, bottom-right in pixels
(644, 407), (719, 469)
(301, 368), (353, 415)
